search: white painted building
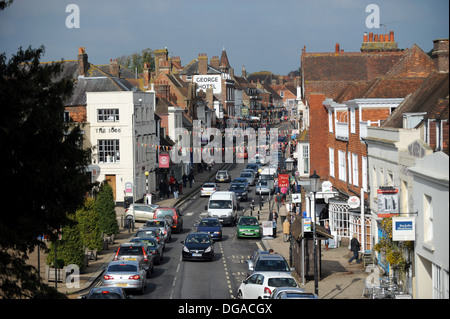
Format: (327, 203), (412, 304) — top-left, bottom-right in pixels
(408, 151), (449, 299)
(86, 90), (158, 203)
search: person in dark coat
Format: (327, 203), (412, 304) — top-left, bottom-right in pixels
(348, 234), (361, 264)
(188, 171), (194, 188)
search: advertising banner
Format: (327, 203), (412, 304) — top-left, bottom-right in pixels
(159, 154), (170, 168)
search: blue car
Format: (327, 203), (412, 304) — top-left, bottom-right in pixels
(195, 218), (222, 241)
(232, 177), (250, 188)
(229, 182), (249, 201)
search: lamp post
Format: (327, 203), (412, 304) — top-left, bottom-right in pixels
(309, 170), (320, 296)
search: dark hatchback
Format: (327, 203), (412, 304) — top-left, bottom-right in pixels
(228, 182), (249, 201)
(181, 232), (215, 261)
(195, 218), (223, 241)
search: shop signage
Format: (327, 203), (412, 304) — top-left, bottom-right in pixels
(392, 217), (415, 241)
(159, 154), (170, 168)
(95, 127), (121, 134)
(262, 221), (274, 236)
(321, 181), (333, 192)
(292, 193), (301, 203)
(193, 75), (222, 94)
(303, 217), (312, 232)
(278, 174), (289, 188)
(125, 182), (132, 193)
(377, 187), (399, 217)
(348, 196), (360, 209)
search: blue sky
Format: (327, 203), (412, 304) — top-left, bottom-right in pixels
(0, 0), (448, 75)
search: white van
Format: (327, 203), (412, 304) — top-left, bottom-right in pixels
(205, 191), (238, 226)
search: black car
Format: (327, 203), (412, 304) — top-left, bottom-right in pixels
(181, 232), (215, 261)
(228, 182), (249, 201)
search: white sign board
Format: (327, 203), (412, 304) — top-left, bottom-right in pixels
(292, 193), (301, 203)
(348, 196), (360, 208)
(392, 217), (415, 241)
(193, 75), (222, 94)
(262, 221), (274, 236)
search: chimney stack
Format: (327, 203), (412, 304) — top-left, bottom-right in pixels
(198, 53), (208, 75)
(77, 47), (88, 76)
(432, 38), (449, 72)
(143, 62), (151, 88)
(210, 56), (220, 70)
(109, 59), (120, 77)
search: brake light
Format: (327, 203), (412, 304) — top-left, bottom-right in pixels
(264, 287), (272, 295)
(103, 275), (114, 280)
(142, 247), (148, 261)
(128, 275), (140, 280)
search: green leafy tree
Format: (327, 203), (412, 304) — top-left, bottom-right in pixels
(0, 0), (90, 299)
(96, 182), (119, 236)
(77, 197), (103, 251)
(117, 48), (155, 74)
(46, 214), (85, 271)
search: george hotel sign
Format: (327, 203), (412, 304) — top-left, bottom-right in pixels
(193, 75), (222, 94)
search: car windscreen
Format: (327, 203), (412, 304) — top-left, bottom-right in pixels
(131, 238), (157, 247)
(209, 200), (232, 209)
(203, 184), (216, 188)
(268, 278), (297, 288)
(240, 173), (252, 177)
(239, 218), (258, 226)
(230, 184), (245, 191)
(186, 234), (211, 244)
(108, 264), (138, 272)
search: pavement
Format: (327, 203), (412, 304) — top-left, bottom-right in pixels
(27, 161), (370, 299)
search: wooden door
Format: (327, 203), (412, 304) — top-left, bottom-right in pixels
(105, 175), (117, 201)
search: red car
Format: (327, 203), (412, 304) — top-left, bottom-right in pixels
(153, 207), (184, 233)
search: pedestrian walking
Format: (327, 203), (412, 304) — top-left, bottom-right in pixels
(275, 192), (284, 213)
(348, 234), (361, 264)
(279, 204), (288, 225)
(182, 173), (188, 188)
(282, 218), (290, 242)
(173, 179), (179, 198)
(188, 171), (194, 188)
(324, 220), (331, 251)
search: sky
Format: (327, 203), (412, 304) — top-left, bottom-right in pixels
(0, 0), (448, 75)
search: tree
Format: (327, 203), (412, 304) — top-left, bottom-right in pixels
(117, 48), (155, 75)
(0, 11), (91, 296)
(96, 182), (119, 236)
(77, 197), (103, 251)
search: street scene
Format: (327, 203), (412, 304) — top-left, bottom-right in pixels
(0, 0), (448, 309)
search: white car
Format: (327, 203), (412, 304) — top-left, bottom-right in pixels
(201, 182), (220, 197)
(236, 272), (299, 299)
(125, 203), (159, 222)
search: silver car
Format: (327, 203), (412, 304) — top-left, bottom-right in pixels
(114, 242), (154, 278)
(125, 203), (159, 222)
(201, 182), (220, 197)
(239, 171), (256, 186)
(145, 219), (172, 243)
(135, 227), (166, 250)
(102, 260), (147, 294)
(255, 180), (273, 195)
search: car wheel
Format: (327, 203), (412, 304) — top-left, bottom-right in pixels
(236, 290), (243, 299)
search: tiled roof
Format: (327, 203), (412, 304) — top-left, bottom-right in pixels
(382, 71), (449, 128)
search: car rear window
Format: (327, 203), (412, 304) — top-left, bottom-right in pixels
(135, 230), (157, 237)
(108, 264), (138, 272)
(155, 209), (175, 217)
(118, 246), (143, 256)
(90, 292), (122, 299)
(268, 278), (297, 288)
(255, 259), (290, 272)
(145, 220), (164, 227)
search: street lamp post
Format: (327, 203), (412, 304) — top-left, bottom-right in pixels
(309, 170), (320, 297)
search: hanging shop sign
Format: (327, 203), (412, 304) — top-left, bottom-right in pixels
(377, 187), (399, 217)
(348, 196), (360, 209)
(278, 174), (289, 188)
(159, 154), (170, 168)
(392, 217), (415, 241)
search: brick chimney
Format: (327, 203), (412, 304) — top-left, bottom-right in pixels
(210, 56), (220, 69)
(154, 48), (169, 76)
(155, 80), (171, 100)
(109, 59), (120, 77)
(198, 53), (208, 75)
(432, 38), (449, 72)
(335, 43), (340, 53)
(143, 62), (151, 88)
(77, 47), (88, 76)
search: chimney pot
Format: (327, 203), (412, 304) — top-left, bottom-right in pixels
(363, 32), (368, 42)
(335, 43), (340, 53)
(389, 31), (394, 42)
(369, 32), (374, 42)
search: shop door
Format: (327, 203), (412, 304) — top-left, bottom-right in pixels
(105, 174), (117, 201)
